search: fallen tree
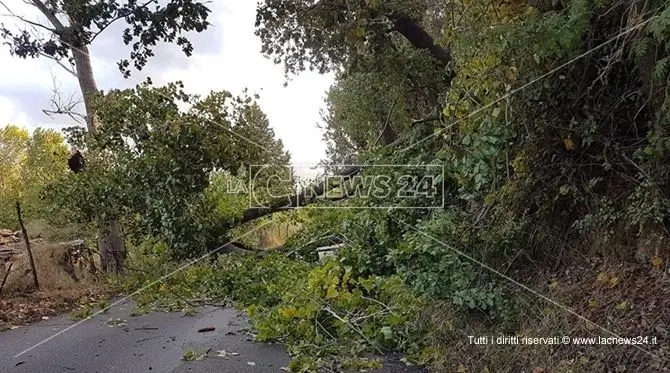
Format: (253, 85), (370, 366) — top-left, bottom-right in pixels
(228, 165), (363, 227)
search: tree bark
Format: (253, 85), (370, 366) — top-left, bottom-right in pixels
(213, 242), (286, 257)
(0, 262), (13, 297)
(380, 122), (397, 146)
(70, 47), (124, 274)
(71, 45), (100, 131)
(98, 221), (125, 275)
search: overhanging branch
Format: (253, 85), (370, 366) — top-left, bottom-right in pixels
(30, 0), (66, 32)
(0, 0), (56, 33)
(391, 14), (451, 68)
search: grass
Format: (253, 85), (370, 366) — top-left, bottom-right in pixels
(0, 222), (117, 328)
(1, 241), (97, 295)
(70, 303), (93, 320)
(23, 219), (93, 243)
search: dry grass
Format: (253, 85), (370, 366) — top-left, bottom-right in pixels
(23, 219), (92, 242)
(0, 286), (114, 329)
(1, 241), (97, 295)
(0, 239), (116, 329)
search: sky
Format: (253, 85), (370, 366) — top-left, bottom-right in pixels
(0, 1), (334, 174)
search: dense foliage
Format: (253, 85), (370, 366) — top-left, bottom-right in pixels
(1, 0), (211, 77)
(238, 0), (670, 369)
(292, 0), (670, 309)
(43, 82), (291, 258)
(124, 248), (432, 372)
(255, 0), (450, 75)
(0, 126), (69, 228)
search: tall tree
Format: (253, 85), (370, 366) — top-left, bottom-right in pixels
(0, 0), (211, 273)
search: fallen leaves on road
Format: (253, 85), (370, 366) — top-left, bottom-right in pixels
(106, 318), (127, 328)
(0, 288), (117, 331)
(182, 350), (207, 361)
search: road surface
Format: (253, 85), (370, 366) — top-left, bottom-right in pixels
(0, 299), (425, 373)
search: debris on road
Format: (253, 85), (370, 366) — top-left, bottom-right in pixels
(181, 350), (207, 361)
(106, 318), (127, 328)
(215, 350), (240, 359)
(134, 326), (158, 330)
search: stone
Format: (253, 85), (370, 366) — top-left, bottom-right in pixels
(0, 229), (13, 237)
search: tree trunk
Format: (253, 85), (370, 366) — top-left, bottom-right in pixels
(71, 45), (100, 131)
(380, 120), (397, 145)
(33, 0), (127, 274)
(228, 165), (363, 227)
(391, 14), (451, 67)
(229, 127), (409, 227)
(72, 46), (125, 274)
(98, 221), (125, 275)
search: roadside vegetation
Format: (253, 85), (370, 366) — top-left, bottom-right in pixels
(1, 0), (670, 372)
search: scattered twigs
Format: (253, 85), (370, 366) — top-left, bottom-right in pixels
(315, 317), (336, 341)
(323, 306), (384, 355)
(16, 202), (39, 291)
(123, 265), (152, 274)
(135, 326), (159, 331)
(360, 296), (393, 312)
(135, 335), (162, 343)
(350, 309), (389, 324)
(410, 106), (445, 126)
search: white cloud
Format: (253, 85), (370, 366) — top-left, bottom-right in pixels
(0, 0), (334, 169)
(0, 96), (31, 128)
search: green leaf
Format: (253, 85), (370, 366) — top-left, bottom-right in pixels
(380, 326), (393, 340)
(326, 284), (339, 298)
(653, 56), (670, 83)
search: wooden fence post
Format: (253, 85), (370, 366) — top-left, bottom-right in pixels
(16, 202), (39, 291)
(0, 262), (13, 297)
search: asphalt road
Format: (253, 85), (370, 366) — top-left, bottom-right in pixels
(0, 299), (426, 373)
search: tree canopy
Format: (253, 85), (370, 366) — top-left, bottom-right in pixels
(255, 0), (450, 75)
(0, 125), (69, 228)
(43, 82), (291, 258)
(1, 0), (211, 77)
